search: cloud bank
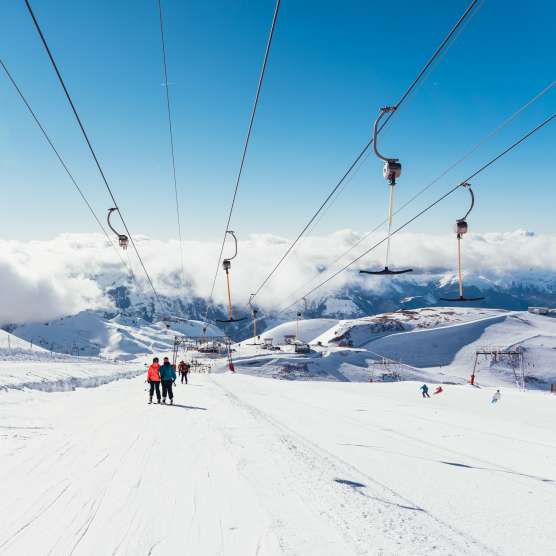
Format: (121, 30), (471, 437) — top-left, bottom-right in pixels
(0, 229), (554, 325)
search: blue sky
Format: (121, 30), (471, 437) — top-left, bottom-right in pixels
(0, 0), (554, 242)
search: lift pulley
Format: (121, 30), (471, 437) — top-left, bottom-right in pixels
(216, 230), (247, 324)
(107, 207), (129, 250)
(360, 106), (412, 276)
(440, 183), (484, 302)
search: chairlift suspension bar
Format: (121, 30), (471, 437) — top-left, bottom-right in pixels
(385, 184), (396, 268)
(216, 231), (247, 324)
(440, 183), (484, 302)
(225, 269), (233, 321)
(360, 106), (409, 275)
(372, 107), (396, 163)
(457, 236), (464, 298)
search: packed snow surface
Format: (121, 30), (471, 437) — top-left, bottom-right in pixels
(1, 374), (555, 555)
(240, 318), (339, 345)
(0, 329), (142, 392)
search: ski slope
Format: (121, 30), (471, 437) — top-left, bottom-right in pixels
(0, 329), (142, 392)
(0, 374), (555, 555)
(233, 309), (556, 388)
(239, 318), (339, 345)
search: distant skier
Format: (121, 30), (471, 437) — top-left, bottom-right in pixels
(433, 386), (443, 395)
(159, 357), (176, 404)
(147, 357), (161, 404)
(420, 384), (430, 398)
(491, 389), (501, 404)
(178, 360), (190, 384)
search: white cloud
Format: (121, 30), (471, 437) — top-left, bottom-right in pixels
(0, 229), (554, 325)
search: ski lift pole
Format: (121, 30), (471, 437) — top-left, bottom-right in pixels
(224, 262), (233, 321)
(385, 183), (396, 268)
(457, 234), (464, 299)
(252, 308), (258, 342)
(248, 293), (258, 343)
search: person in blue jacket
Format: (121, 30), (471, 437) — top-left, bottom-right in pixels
(159, 357), (176, 404)
(420, 384), (430, 398)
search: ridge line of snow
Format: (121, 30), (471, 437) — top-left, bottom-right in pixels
(358, 313), (512, 349)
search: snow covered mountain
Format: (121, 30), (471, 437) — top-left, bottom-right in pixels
(2, 231), (556, 340)
(102, 274), (556, 341)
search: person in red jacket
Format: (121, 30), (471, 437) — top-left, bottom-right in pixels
(147, 357), (161, 404)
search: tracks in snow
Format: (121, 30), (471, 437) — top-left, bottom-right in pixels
(210, 376), (497, 556)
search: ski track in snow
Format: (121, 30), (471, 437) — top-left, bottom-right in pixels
(0, 373), (555, 555)
(210, 378), (494, 556)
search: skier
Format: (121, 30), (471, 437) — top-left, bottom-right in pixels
(420, 384), (430, 398)
(491, 389), (501, 404)
(178, 360), (189, 384)
(433, 386), (443, 395)
(147, 357), (161, 404)
(159, 356), (176, 404)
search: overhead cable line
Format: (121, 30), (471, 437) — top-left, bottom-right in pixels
(248, 0), (481, 304)
(278, 113), (555, 314)
(0, 58), (139, 285)
(276, 80), (556, 305)
(24, 0), (163, 310)
(156, 0), (187, 290)
(203, 0), (281, 322)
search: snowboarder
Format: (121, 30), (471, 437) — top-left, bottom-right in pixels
(159, 356), (176, 404)
(434, 386), (443, 395)
(147, 357), (161, 404)
(178, 360), (190, 384)
(491, 389), (501, 404)
(420, 384), (430, 398)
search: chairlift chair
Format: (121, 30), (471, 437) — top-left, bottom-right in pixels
(360, 106), (412, 276)
(440, 183), (484, 302)
(216, 230), (247, 324)
(107, 207), (129, 250)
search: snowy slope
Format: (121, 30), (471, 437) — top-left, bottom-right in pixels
(0, 359), (143, 392)
(364, 311), (556, 386)
(0, 328), (50, 355)
(1, 374), (555, 555)
(12, 310), (223, 361)
(0, 328), (143, 392)
(240, 318), (339, 345)
(314, 307), (506, 347)
(229, 309), (556, 389)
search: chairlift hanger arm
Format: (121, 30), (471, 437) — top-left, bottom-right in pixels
(372, 106), (397, 163)
(106, 207), (121, 236)
(224, 230), (238, 261)
(459, 182), (475, 222)
(107, 207), (129, 248)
